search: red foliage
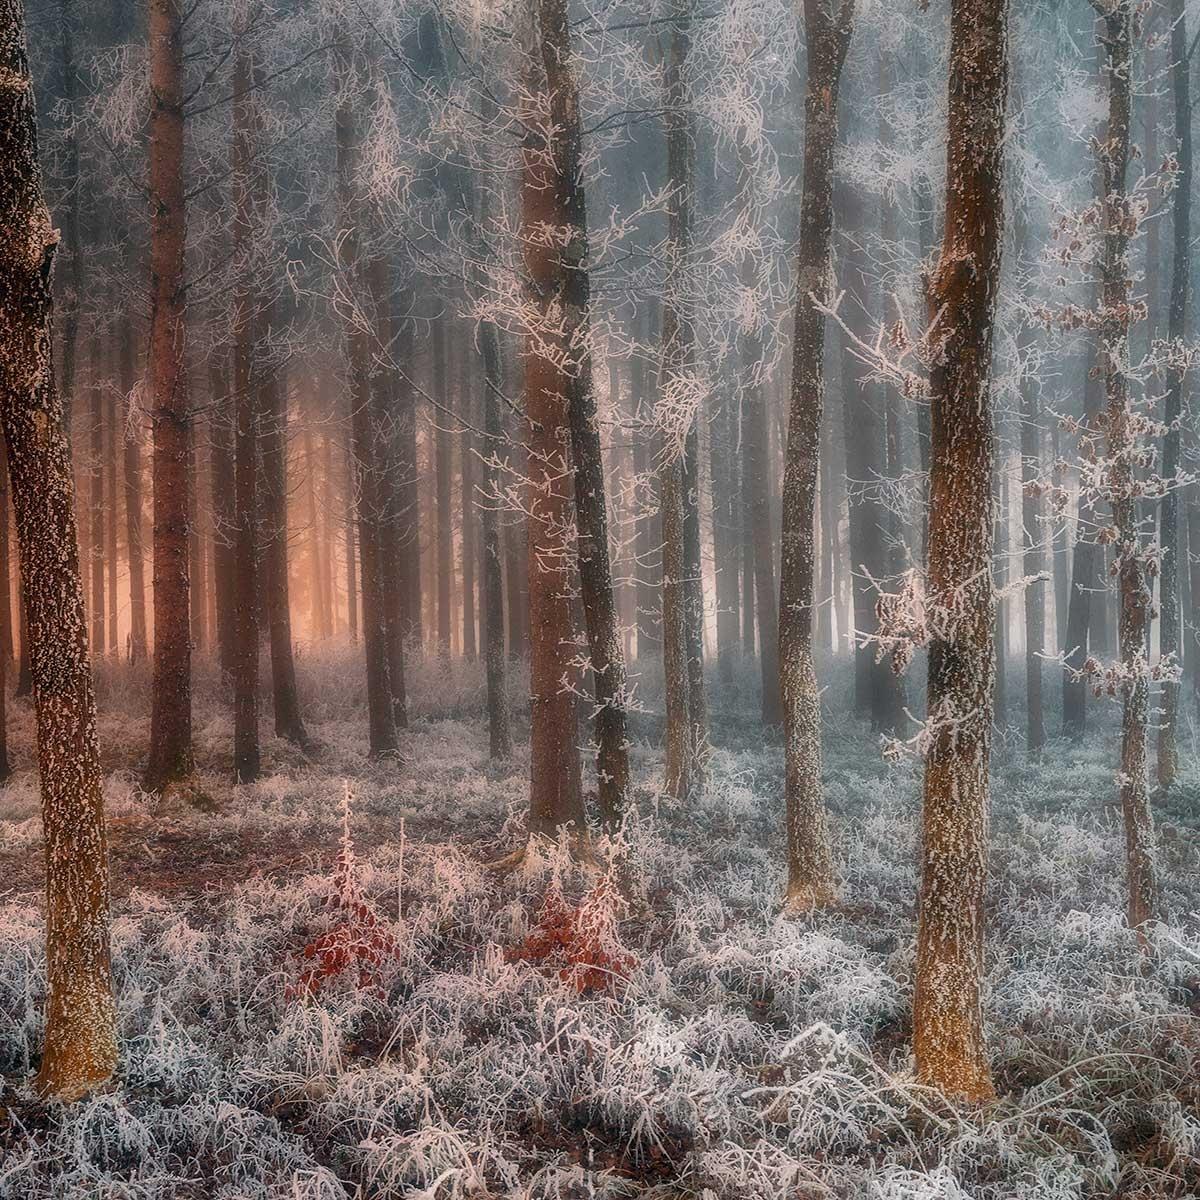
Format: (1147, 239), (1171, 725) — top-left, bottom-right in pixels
(289, 787), (401, 999)
(508, 878), (637, 995)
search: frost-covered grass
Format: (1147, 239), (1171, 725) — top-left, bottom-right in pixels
(0, 644), (1199, 1198)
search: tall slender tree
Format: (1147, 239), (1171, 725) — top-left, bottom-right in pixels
(912, 0), (1008, 1102)
(778, 0), (854, 914)
(335, 30), (398, 759)
(1156, 0), (1191, 789)
(527, 0), (631, 828)
(1090, 0), (1155, 928)
(230, 29), (260, 783)
(0, 0), (117, 1098)
(144, 0), (192, 792)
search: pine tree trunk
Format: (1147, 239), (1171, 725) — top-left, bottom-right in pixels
(0, 446), (13, 665)
(480, 319), (511, 759)
(366, 256), (407, 728)
(335, 39), (397, 759)
(1094, 4), (1155, 928)
(209, 364), (236, 672)
(144, 0), (192, 792)
(230, 38), (260, 783)
(993, 460), (1009, 723)
(527, 0), (631, 828)
(55, 0), (81, 433)
(0, 0), (117, 1096)
(913, 0), (1007, 1103)
(1156, 0), (1190, 789)
(16, 593), (30, 696)
(631, 310), (660, 660)
(396, 299), (421, 644)
(105, 346), (119, 654)
(659, 7), (707, 796)
(303, 425), (328, 638)
(779, 0), (852, 913)
(839, 184), (903, 731)
(461, 370), (477, 661)
(1017, 301), (1047, 752)
(262, 364), (309, 746)
(344, 440), (358, 641)
(1062, 355), (1102, 735)
(434, 319), (453, 655)
(88, 342), (104, 655)
(710, 384), (738, 685)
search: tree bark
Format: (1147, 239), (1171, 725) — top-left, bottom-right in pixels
(434, 318), (453, 655)
(778, 0), (853, 914)
(658, 7), (707, 797)
(88, 341), (104, 655)
(838, 182), (903, 731)
(480, 320), (512, 758)
(1156, 0), (1190, 789)
(461, 362), (477, 662)
(913, 0), (1007, 1103)
(231, 38), (259, 783)
(105, 340), (119, 654)
(367, 256), (407, 728)
(1017, 309), (1046, 753)
(527, 0), (631, 829)
(144, 0), (193, 792)
(0, 445), (13, 665)
(262, 363), (309, 746)
(335, 35), (397, 759)
(209, 362), (236, 673)
(0, 0), (117, 1098)
(1093, 2), (1155, 928)
(1062, 355), (1102, 735)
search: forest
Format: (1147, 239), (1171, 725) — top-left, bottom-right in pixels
(0, 0), (1199, 1194)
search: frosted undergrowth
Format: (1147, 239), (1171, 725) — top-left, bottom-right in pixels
(0, 649), (1197, 1198)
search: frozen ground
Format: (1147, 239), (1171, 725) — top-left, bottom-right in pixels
(1, 644), (1199, 1199)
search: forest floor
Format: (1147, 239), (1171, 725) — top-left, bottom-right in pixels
(1, 644), (1200, 1199)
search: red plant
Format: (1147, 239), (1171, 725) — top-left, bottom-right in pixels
(290, 785), (401, 999)
(508, 877), (637, 994)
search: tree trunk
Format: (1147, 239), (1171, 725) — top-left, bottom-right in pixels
(344, 440), (358, 641)
(1156, 0), (1190, 789)
(1093, 4), (1155, 928)
(780, 0), (851, 913)
(527, 0), (631, 829)
(913, 0), (1007, 1103)
(303, 425), (329, 638)
(631, 311), (660, 660)
(188, 408), (205, 656)
(993, 458), (1008, 723)
(434, 319), (453, 655)
(480, 319), (511, 758)
(105, 342), (119, 654)
(16, 593), (30, 696)
(1062, 355), (1102, 736)
(0, 445), (12, 665)
(0, 0), (117, 1097)
(88, 341), (104, 655)
(839, 183), (903, 731)
(658, 7), (707, 797)
(55, 0), (81, 433)
(209, 363), (236, 672)
(144, 0), (192, 792)
(230, 39), (260, 783)
(1018, 309), (1046, 752)
(367, 256), (408, 728)
(262, 363), (309, 746)
(335, 37), (397, 759)
(461, 365), (477, 661)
